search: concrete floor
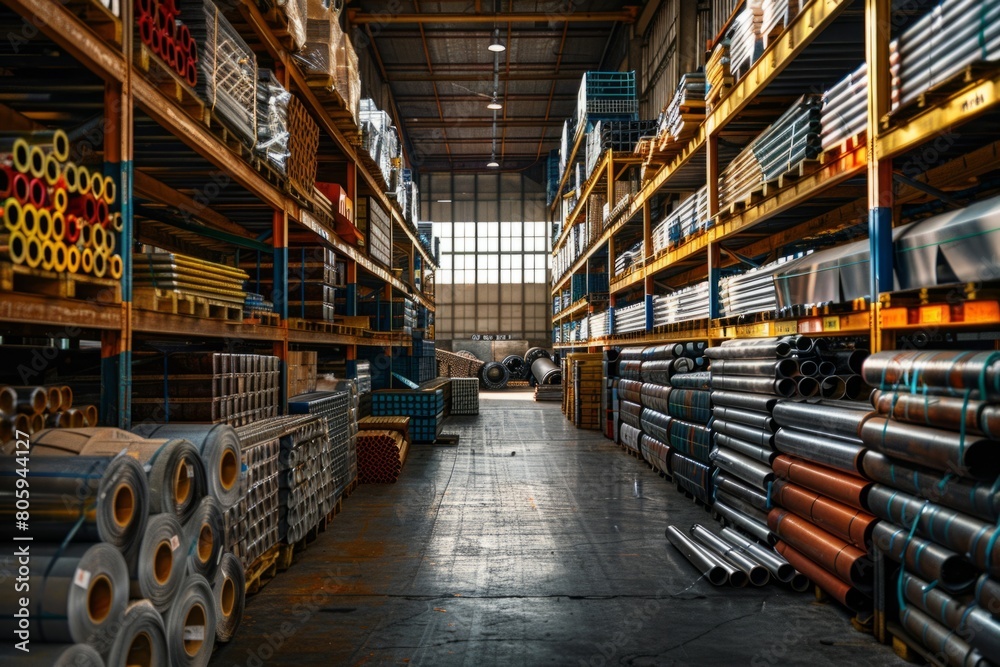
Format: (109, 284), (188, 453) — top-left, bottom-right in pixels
(213, 392), (906, 666)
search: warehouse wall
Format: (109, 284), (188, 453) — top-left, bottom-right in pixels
(421, 172), (551, 346)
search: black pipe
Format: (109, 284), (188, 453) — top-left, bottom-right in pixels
(712, 418), (774, 448)
(711, 375), (796, 397)
(711, 390), (777, 413)
(712, 406), (775, 432)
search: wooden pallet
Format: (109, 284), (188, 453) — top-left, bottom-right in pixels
(287, 318), (353, 335)
(324, 496), (344, 526)
(66, 0), (122, 45)
(135, 43), (207, 126)
(133, 286), (243, 321)
(762, 159), (819, 194)
(888, 62), (1000, 124)
(243, 310), (281, 327)
(244, 544), (281, 595)
(820, 132), (866, 164)
(0, 261), (121, 302)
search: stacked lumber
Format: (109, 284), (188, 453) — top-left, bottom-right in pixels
(133, 248), (248, 310)
(286, 94), (319, 197)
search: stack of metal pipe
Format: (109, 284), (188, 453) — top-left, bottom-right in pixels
(719, 262), (783, 316)
(614, 239), (643, 276)
(0, 425), (245, 661)
(820, 62), (868, 152)
(769, 399), (877, 613)
(137, 0), (198, 86)
(656, 72), (706, 155)
(725, 0), (764, 79)
(651, 187), (709, 252)
(230, 421), (282, 567)
(667, 523), (803, 590)
(753, 95), (823, 181)
(761, 0), (801, 48)
(589, 310), (609, 340)
(652, 281), (710, 325)
(613, 301), (646, 335)
(860, 350), (1000, 664)
(288, 390), (352, 512)
(0, 384), (99, 438)
(889, 0), (1000, 113)
(718, 140), (763, 210)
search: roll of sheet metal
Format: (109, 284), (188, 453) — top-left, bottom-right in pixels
(183, 496), (224, 579)
(767, 509), (871, 588)
(166, 573), (216, 667)
(711, 390), (777, 414)
(619, 423), (642, 453)
(669, 419), (712, 464)
(871, 390), (1000, 438)
(866, 485), (1000, 576)
(501, 355), (528, 380)
(106, 600), (169, 667)
(774, 541), (870, 613)
(719, 527), (795, 582)
(531, 356), (562, 385)
(715, 433), (777, 466)
(30, 429), (208, 522)
(0, 455), (148, 552)
(772, 455), (870, 511)
(772, 400), (870, 440)
(619, 401), (642, 429)
(714, 498), (776, 545)
(665, 525), (728, 586)
(640, 434), (671, 472)
(872, 521), (978, 594)
(900, 605), (988, 667)
(640, 408), (671, 445)
(523, 347), (550, 368)
(639, 383), (671, 413)
(711, 447), (773, 490)
(691, 524), (769, 586)
(714, 473), (769, 512)
(5, 643), (104, 665)
(771, 479), (875, 549)
(711, 406), (774, 432)
(131, 513), (186, 611)
(480, 361), (510, 390)
(902, 571), (1000, 663)
(0, 543), (128, 651)
(774, 427), (866, 475)
(860, 417), (1000, 480)
(711, 375), (796, 397)
(213, 552), (245, 643)
(862, 351), (1000, 399)
(131, 423), (242, 510)
(670, 450), (714, 504)
(618, 379), (643, 404)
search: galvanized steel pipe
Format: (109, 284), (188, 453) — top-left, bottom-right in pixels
(691, 524), (770, 586)
(772, 400), (871, 441)
(773, 428), (866, 475)
(872, 521), (978, 594)
(665, 525), (730, 586)
(719, 527), (795, 582)
(714, 498), (776, 545)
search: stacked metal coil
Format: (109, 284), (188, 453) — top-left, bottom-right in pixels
(820, 62), (868, 152)
(860, 350), (1000, 663)
(769, 399), (877, 612)
(137, 0), (198, 86)
(890, 0), (1000, 113)
(0, 128), (123, 280)
(480, 361), (511, 390)
(651, 187), (709, 252)
(652, 281), (710, 326)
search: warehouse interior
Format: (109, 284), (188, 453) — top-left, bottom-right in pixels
(1, 0), (1000, 665)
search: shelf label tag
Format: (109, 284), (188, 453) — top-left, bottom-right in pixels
(822, 316), (841, 332)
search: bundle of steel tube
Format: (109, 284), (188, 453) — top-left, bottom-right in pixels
(613, 301), (646, 334)
(0, 127), (122, 280)
(651, 187), (709, 252)
(230, 421), (282, 566)
(704, 39), (733, 112)
(820, 62), (867, 152)
(589, 310), (609, 339)
(656, 72), (706, 155)
(890, 0), (1000, 113)
(859, 349), (1000, 662)
(185, 0), (258, 147)
(726, 0), (764, 79)
(137, 0), (197, 86)
(718, 261), (784, 317)
(614, 239), (643, 276)
(652, 281), (710, 326)
(288, 391), (352, 511)
(718, 140), (763, 210)
(666, 522), (799, 590)
(769, 399), (878, 612)
(761, 0), (801, 48)
(0, 384), (99, 439)
(752, 95), (822, 182)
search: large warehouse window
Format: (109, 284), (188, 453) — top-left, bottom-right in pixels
(421, 173), (551, 343)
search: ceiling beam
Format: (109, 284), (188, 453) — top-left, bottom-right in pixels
(384, 70), (587, 82)
(406, 137), (554, 144)
(396, 94), (577, 103)
(404, 117), (564, 128)
(346, 9), (638, 24)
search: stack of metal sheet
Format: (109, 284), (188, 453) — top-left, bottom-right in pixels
(185, 0), (257, 146)
(652, 281), (710, 326)
(820, 63), (868, 152)
(589, 310), (609, 340)
(133, 248), (249, 308)
(890, 0), (1000, 113)
(288, 391), (351, 508)
(614, 240), (644, 276)
(652, 187), (709, 252)
(861, 350), (1000, 663)
(705, 39), (733, 112)
(358, 196), (392, 268)
(761, 0), (801, 47)
(726, 0), (764, 79)
(657, 72), (706, 154)
(449, 378), (479, 415)
(613, 301), (646, 334)
(769, 399), (877, 613)
(230, 421), (281, 566)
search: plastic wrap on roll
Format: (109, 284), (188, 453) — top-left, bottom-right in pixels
(106, 600), (169, 667)
(183, 496), (224, 580)
(131, 423), (242, 510)
(166, 573), (216, 667)
(0, 454), (148, 552)
(213, 552), (245, 643)
(130, 513), (186, 611)
(0, 543), (128, 651)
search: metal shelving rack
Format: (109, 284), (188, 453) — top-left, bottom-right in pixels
(548, 0), (1000, 357)
(0, 0), (435, 428)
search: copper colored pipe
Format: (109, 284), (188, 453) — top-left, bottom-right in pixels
(139, 14), (154, 45)
(84, 404), (98, 427)
(68, 194), (98, 223)
(772, 455), (870, 511)
(95, 199), (109, 227)
(58, 385), (72, 410)
(774, 541), (870, 612)
(150, 22), (162, 53)
(767, 509), (872, 589)
(771, 479), (876, 550)
(12, 386), (47, 414)
(29, 412), (45, 434)
(186, 61), (197, 87)
(860, 416), (1000, 481)
(872, 389), (987, 435)
(0, 386), (15, 414)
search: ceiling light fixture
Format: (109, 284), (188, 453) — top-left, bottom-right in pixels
(488, 28), (506, 52)
(436, 199), (452, 203)
(487, 97), (502, 110)
(487, 156), (500, 168)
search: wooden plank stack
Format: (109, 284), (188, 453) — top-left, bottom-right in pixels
(356, 429), (408, 483)
(286, 94), (319, 198)
(133, 248), (248, 315)
(564, 353), (603, 430)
